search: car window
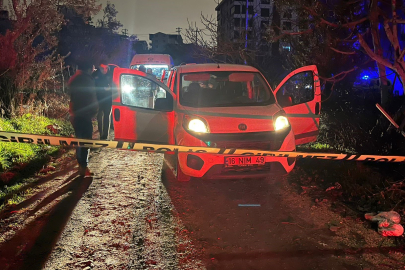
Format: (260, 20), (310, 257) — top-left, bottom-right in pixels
(130, 64), (169, 80)
(179, 71), (276, 108)
(121, 74), (167, 109)
(277, 71), (314, 105)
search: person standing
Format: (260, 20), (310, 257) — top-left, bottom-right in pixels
(93, 63), (112, 140)
(138, 65), (146, 73)
(68, 61), (98, 177)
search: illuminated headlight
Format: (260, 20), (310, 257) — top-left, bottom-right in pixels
(122, 85), (134, 93)
(188, 119), (209, 133)
(274, 116), (290, 131)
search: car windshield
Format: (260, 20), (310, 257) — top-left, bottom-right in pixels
(130, 64), (169, 79)
(180, 71), (275, 108)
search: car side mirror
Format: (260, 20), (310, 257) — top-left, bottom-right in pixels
(155, 95), (173, 111)
(279, 95), (293, 107)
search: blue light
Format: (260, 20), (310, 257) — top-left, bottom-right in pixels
(359, 70), (376, 81)
(353, 40), (361, 50)
(282, 45), (291, 51)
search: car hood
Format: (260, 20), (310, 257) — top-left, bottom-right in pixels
(178, 104), (283, 133)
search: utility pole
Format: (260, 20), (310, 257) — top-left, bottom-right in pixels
(122, 28), (128, 36)
(176, 27), (182, 36)
(176, 27), (182, 42)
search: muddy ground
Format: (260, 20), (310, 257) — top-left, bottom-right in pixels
(0, 148), (404, 270)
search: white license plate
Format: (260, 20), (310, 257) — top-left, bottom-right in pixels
(225, 156), (265, 167)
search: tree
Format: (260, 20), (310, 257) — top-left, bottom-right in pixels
(265, 0), (405, 106)
(0, 0), (100, 116)
(97, 1), (123, 33)
(183, 13), (289, 85)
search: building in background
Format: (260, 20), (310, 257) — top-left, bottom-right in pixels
(216, 0), (298, 53)
(133, 40), (148, 53)
(149, 32), (183, 53)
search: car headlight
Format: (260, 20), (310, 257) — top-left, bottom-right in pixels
(274, 116), (290, 131)
(188, 119), (209, 133)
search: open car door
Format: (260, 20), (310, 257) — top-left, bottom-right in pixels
(112, 68), (175, 145)
(274, 65), (321, 145)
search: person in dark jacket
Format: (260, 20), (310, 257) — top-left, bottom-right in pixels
(138, 65), (146, 73)
(93, 63), (112, 140)
(68, 61), (98, 177)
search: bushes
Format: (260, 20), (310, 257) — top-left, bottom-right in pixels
(0, 114), (74, 172)
(14, 92), (70, 120)
(316, 84), (405, 155)
(43, 93), (71, 120)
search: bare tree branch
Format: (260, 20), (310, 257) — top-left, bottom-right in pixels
(329, 47), (357, 55)
(358, 34), (394, 69)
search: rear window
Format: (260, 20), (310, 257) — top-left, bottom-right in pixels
(180, 71), (276, 108)
(130, 64), (169, 80)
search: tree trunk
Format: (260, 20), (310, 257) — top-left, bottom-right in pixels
(369, 0), (390, 107)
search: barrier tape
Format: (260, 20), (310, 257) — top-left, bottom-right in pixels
(1, 131), (405, 163)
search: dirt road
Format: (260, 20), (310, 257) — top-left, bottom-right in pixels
(0, 149), (404, 269)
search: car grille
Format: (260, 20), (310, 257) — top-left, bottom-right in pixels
(214, 141), (272, 151)
(193, 128), (291, 152)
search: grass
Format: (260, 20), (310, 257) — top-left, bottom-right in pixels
(0, 186), (33, 208)
(0, 114), (74, 209)
(0, 114), (74, 172)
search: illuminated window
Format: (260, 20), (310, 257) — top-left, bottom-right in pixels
(282, 45), (291, 51)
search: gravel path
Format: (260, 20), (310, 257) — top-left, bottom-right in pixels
(43, 149), (203, 270)
(0, 148), (404, 269)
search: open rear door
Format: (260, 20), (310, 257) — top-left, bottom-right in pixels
(274, 65), (321, 145)
(112, 68), (175, 145)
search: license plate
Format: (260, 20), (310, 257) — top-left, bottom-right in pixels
(225, 156), (265, 167)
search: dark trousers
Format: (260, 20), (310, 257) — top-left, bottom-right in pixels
(73, 117), (93, 167)
(97, 103), (112, 140)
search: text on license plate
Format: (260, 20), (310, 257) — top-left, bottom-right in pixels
(225, 156), (265, 167)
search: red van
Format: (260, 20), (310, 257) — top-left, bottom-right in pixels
(112, 64), (321, 181)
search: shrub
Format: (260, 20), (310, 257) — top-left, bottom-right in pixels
(43, 93), (70, 120)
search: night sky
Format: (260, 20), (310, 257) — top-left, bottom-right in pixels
(95, 0), (218, 42)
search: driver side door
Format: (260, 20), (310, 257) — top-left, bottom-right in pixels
(274, 65), (321, 145)
(112, 68), (175, 145)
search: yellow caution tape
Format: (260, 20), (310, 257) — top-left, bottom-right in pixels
(0, 131), (404, 163)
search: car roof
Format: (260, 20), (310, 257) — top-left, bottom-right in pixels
(173, 63), (260, 73)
